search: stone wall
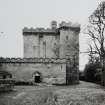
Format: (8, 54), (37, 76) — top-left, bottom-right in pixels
(23, 21), (80, 59)
(23, 35), (39, 58)
(0, 57), (79, 84)
(23, 34), (60, 58)
(23, 27), (59, 58)
(66, 60), (79, 84)
(0, 58), (66, 84)
(59, 27), (80, 58)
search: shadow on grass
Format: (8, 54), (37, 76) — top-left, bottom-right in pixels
(52, 82), (80, 86)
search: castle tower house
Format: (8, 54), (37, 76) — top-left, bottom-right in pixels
(23, 23), (59, 58)
(23, 21), (80, 59)
(59, 21), (80, 59)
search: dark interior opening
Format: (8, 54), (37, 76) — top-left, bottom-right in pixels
(35, 75), (41, 83)
(3, 75), (6, 79)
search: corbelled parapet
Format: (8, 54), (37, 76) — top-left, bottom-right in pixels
(23, 21), (80, 35)
(59, 21), (80, 32)
(23, 21), (58, 35)
(59, 21), (80, 27)
(23, 27), (58, 35)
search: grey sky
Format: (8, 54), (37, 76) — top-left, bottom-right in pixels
(0, 0), (103, 70)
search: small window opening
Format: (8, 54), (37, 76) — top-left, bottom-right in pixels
(66, 36), (69, 40)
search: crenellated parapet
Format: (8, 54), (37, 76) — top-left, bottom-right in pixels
(23, 21), (80, 35)
(0, 57), (75, 64)
(59, 21), (80, 28)
(59, 21), (80, 32)
(23, 27), (59, 35)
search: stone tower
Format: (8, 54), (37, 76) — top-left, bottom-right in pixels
(0, 20), (80, 85)
(59, 21), (80, 59)
(23, 21), (59, 58)
(23, 21), (80, 59)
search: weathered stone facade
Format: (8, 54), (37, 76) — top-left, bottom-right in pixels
(23, 21), (80, 58)
(0, 58), (66, 84)
(0, 57), (79, 84)
(0, 21), (80, 85)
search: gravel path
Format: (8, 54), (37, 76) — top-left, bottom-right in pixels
(0, 81), (105, 105)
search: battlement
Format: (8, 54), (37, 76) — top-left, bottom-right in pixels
(23, 27), (56, 33)
(59, 21), (80, 28)
(23, 21), (80, 35)
(59, 21), (80, 31)
(0, 57), (75, 64)
(23, 27), (58, 35)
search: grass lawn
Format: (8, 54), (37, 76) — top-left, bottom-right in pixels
(0, 81), (105, 105)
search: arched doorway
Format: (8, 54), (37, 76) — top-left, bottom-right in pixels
(33, 71), (42, 83)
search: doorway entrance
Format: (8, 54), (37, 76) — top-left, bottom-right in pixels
(35, 75), (41, 83)
(33, 71), (41, 83)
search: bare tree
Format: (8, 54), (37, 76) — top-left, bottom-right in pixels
(85, 1), (105, 85)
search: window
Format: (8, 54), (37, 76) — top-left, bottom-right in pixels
(43, 41), (46, 45)
(66, 35), (68, 40)
(39, 34), (43, 38)
(43, 41), (46, 58)
(54, 43), (56, 46)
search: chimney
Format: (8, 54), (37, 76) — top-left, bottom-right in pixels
(51, 21), (57, 29)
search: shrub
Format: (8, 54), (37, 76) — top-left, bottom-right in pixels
(14, 80), (35, 86)
(0, 79), (15, 92)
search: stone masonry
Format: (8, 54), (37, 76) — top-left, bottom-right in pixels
(0, 21), (80, 84)
(23, 21), (80, 58)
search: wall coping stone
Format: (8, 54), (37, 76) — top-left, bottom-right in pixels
(0, 57), (74, 64)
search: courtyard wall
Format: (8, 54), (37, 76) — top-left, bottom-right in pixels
(0, 58), (66, 84)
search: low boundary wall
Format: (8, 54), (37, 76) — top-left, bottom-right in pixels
(0, 57), (79, 84)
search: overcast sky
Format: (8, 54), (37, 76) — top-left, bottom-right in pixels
(0, 0), (103, 70)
